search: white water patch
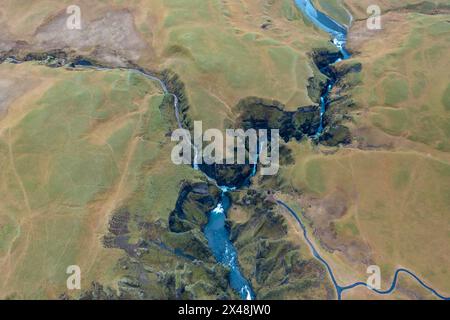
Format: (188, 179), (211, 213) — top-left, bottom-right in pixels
(219, 185), (237, 193)
(243, 286), (252, 300)
(212, 202), (224, 214)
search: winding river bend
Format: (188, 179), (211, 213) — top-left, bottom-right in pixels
(278, 200), (450, 300)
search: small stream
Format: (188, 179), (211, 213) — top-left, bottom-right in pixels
(278, 200), (450, 300)
(294, 0), (352, 136)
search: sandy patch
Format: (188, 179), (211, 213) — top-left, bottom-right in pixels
(0, 8), (150, 66)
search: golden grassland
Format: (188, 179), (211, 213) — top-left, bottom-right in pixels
(279, 142), (450, 295)
(1, 0), (335, 129)
(345, 0), (450, 20)
(0, 62), (202, 298)
(313, 0), (352, 26)
(315, 0), (421, 25)
(349, 12), (450, 152)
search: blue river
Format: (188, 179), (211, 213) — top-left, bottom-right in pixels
(204, 190), (254, 300)
(201, 163), (259, 298)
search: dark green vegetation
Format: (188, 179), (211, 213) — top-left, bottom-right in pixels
(92, 181), (238, 299)
(234, 48), (360, 147)
(198, 163), (254, 188)
(230, 189), (334, 299)
(320, 59), (362, 146)
(236, 97), (320, 141)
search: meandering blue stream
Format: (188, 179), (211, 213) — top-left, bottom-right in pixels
(278, 200), (450, 300)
